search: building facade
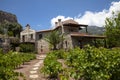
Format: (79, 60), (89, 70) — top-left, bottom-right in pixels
(20, 19), (106, 54)
(20, 24), (36, 43)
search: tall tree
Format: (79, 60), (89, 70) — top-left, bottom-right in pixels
(0, 20), (22, 51)
(44, 30), (64, 50)
(105, 12), (120, 48)
(0, 20), (22, 37)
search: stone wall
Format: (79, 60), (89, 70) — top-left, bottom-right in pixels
(36, 31), (51, 54)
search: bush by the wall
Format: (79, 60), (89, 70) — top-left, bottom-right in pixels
(19, 43), (34, 53)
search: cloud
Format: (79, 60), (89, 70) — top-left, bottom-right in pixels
(51, 1), (120, 28)
(74, 1), (120, 27)
(51, 15), (73, 28)
(74, 10), (108, 27)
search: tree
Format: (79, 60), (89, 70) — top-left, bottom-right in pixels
(105, 12), (120, 48)
(0, 20), (22, 37)
(44, 30), (64, 50)
(0, 20), (22, 51)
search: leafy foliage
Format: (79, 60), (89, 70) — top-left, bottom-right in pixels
(19, 43), (35, 53)
(0, 51), (36, 80)
(44, 30), (64, 50)
(51, 50), (67, 59)
(41, 52), (63, 78)
(105, 12), (120, 47)
(0, 20), (22, 37)
(41, 45), (120, 80)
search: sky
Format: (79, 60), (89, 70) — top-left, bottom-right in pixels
(0, 0), (120, 31)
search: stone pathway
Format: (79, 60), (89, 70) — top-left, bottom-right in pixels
(15, 54), (46, 80)
(29, 55), (46, 80)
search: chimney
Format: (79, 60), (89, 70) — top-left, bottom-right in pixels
(55, 22), (58, 27)
(58, 19), (61, 26)
(58, 19), (61, 22)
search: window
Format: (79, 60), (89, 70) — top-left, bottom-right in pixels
(39, 33), (42, 39)
(0, 38), (2, 43)
(69, 29), (74, 32)
(30, 34), (33, 39)
(65, 41), (67, 48)
(22, 35), (25, 42)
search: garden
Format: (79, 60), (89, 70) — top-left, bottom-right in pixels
(0, 49), (36, 80)
(40, 45), (120, 80)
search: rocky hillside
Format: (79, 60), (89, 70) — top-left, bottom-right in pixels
(0, 10), (22, 37)
(81, 26), (105, 35)
(0, 10), (18, 23)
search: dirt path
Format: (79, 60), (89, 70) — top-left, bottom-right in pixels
(15, 54), (46, 80)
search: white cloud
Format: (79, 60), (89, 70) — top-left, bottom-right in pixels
(109, 1), (120, 14)
(74, 10), (108, 27)
(51, 1), (120, 28)
(51, 15), (73, 28)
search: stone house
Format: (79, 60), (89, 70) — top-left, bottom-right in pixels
(20, 24), (36, 43)
(20, 19), (106, 54)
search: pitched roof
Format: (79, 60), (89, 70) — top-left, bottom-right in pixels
(62, 19), (88, 27)
(37, 19), (88, 33)
(62, 19), (79, 25)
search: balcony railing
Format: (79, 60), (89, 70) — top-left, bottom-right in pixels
(20, 38), (35, 43)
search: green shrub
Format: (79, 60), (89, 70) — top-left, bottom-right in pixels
(0, 51), (36, 80)
(41, 45), (120, 80)
(41, 52), (63, 78)
(52, 50), (67, 59)
(66, 45), (120, 80)
(19, 43), (34, 52)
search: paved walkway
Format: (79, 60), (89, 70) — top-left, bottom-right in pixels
(16, 54), (46, 80)
(29, 55), (46, 80)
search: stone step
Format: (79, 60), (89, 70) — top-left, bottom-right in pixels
(29, 56), (44, 80)
(32, 67), (39, 70)
(37, 55), (46, 58)
(37, 57), (46, 59)
(29, 74), (38, 79)
(30, 70), (37, 74)
(34, 64), (40, 67)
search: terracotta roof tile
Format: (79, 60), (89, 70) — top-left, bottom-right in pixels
(62, 19), (79, 25)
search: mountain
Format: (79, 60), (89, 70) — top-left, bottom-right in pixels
(81, 26), (105, 35)
(0, 10), (22, 37)
(0, 10), (18, 23)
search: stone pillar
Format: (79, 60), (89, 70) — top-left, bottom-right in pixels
(2, 38), (10, 53)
